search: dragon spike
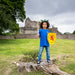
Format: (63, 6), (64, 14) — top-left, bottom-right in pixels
(41, 19), (49, 22)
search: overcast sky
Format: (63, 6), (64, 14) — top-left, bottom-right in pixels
(17, 0), (75, 34)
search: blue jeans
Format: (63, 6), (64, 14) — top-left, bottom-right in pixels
(38, 46), (50, 61)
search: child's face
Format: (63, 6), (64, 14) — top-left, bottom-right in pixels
(42, 22), (47, 29)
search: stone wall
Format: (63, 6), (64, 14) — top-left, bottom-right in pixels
(0, 34), (75, 40)
(15, 34), (37, 39)
(57, 34), (75, 40)
(0, 35), (14, 39)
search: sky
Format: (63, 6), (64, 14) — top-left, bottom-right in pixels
(17, 0), (75, 34)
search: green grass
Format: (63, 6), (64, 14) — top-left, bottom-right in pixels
(59, 63), (75, 74)
(0, 38), (75, 75)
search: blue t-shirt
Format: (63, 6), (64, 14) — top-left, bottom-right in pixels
(39, 29), (50, 47)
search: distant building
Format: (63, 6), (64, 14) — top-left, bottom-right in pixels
(20, 17), (62, 35)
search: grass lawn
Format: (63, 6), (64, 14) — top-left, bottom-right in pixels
(0, 38), (75, 75)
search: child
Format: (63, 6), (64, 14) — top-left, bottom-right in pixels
(37, 20), (51, 65)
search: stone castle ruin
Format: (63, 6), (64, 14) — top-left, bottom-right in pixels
(20, 17), (39, 34)
(20, 17), (61, 35)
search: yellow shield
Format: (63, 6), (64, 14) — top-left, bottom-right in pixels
(47, 33), (56, 45)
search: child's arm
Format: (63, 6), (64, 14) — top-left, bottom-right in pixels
(37, 34), (40, 38)
(37, 29), (41, 38)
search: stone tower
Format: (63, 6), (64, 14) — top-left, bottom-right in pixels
(20, 17), (40, 34)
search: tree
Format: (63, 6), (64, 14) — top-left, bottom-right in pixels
(0, 0), (26, 35)
(72, 30), (75, 34)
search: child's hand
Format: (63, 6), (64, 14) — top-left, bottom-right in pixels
(37, 34), (40, 38)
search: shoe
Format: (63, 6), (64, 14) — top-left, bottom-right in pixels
(47, 60), (51, 65)
(37, 61), (41, 65)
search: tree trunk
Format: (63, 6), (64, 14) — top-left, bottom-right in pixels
(14, 59), (70, 75)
